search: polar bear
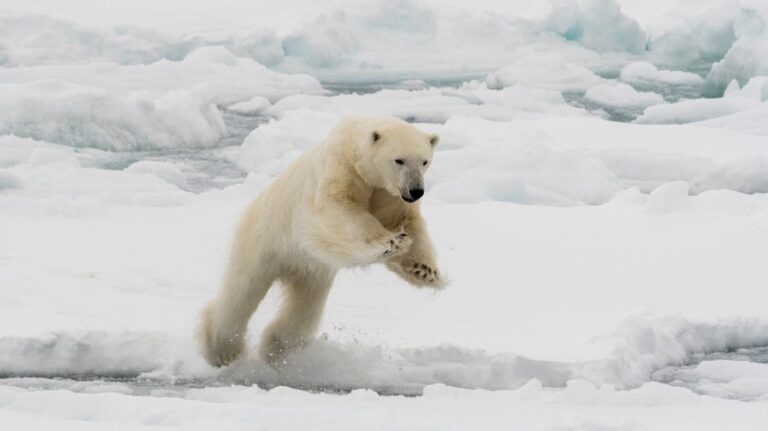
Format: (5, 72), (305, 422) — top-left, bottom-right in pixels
(199, 116), (442, 367)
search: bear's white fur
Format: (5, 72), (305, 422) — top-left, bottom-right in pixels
(198, 117), (442, 367)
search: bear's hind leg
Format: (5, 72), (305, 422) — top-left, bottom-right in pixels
(259, 267), (335, 367)
(198, 254), (277, 367)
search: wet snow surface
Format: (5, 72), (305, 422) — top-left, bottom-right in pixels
(3, 0), (768, 429)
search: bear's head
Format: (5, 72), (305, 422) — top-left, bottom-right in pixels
(355, 118), (438, 203)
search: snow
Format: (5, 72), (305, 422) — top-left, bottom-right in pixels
(2, 0), (768, 429)
(696, 103), (768, 136)
(3, 379), (767, 431)
(644, 180), (689, 213)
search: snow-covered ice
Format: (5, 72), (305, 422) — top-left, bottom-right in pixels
(584, 82), (665, 108)
(2, 0), (768, 429)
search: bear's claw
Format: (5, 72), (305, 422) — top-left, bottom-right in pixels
(380, 231), (411, 258)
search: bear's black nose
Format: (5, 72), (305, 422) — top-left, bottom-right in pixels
(409, 188), (424, 201)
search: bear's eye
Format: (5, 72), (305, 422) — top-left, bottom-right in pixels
(422, 161), (428, 166)
(395, 159), (404, 165)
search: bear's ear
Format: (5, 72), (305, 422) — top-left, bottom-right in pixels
(372, 131), (381, 143)
(428, 134), (439, 147)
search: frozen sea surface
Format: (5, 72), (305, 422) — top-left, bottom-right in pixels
(3, 0), (768, 429)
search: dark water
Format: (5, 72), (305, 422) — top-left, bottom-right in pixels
(4, 346), (767, 399)
(89, 111), (269, 193)
(651, 346), (768, 400)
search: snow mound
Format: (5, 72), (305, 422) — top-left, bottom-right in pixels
(645, 180), (690, 213)
(429, 136), (620, 205)
(596, 148), (768, 196)
(0, 80), (226, 151)
(584, 82), (665, 108)
(0, 47), (323, 150)
(696, 103), (768, 136)
(634, 94), (759, 124)
(446, 81), (585, 116)
(0, 137), (193, 208)
(0, 332), (194, 378)
(486, 46), (605, 92)
(0, 14), (287, 68)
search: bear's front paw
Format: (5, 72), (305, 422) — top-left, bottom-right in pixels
(380, 231), (412, 259)
(409, 262), (439, 282)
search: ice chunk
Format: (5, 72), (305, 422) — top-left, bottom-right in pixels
(267, 86), (584, 125)
(226, 96), (272, 115)
(0, 169), (23, 190)
(703, 9), (768, 96)
(0, 80), (227, 151)
(736, 76), (768, 101)
(238, 110), (339, 175)
(546, 0), (647, 54)
(619, 62), (703, 85)
(486, 48), (605, 92)
(266, 90), (473, 123)
(634, 96), (759, 124)
(637, 74), (768, 125)
(282, 0), (438, 69)
(723, 79), (741, 96)
(125, 161), (189, 190)
(447, 82), (584, 116)
(644, 3), (739, 68)
(0, 41), (317, 152)
(584, 82), (665, 108)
